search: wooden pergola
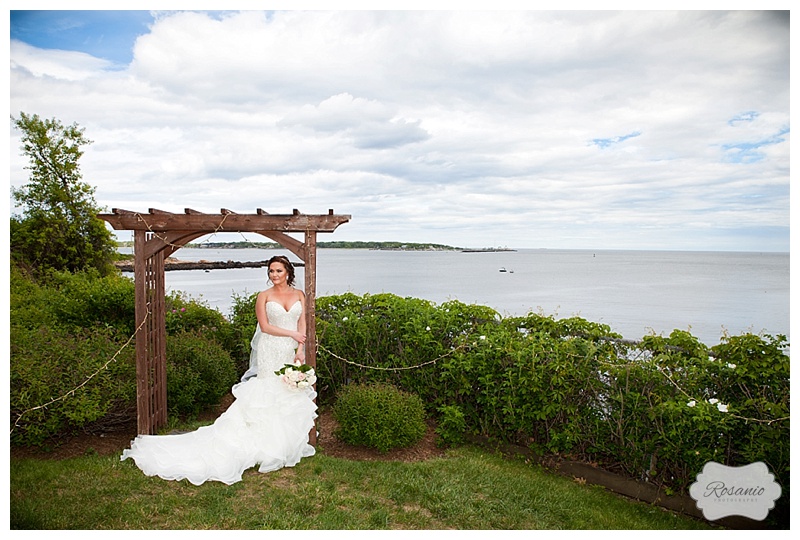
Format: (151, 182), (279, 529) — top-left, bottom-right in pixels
(98, 208), (350, 440)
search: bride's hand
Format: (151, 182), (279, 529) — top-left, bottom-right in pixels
(294, 351), (306, 364)
(293, 331), (306, 344)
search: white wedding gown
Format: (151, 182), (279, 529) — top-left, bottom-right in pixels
(121, 300), (317, 485)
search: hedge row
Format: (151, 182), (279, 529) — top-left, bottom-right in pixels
(313, 292), (789, 524)
(9, 267), (240, 446)
(10, 273), (789, 524)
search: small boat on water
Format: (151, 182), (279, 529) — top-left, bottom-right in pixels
(499, 267), (514, 273)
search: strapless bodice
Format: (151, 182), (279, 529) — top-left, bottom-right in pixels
(266, 300), (302, 330)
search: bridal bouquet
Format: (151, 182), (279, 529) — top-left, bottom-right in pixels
(274, 362), (317, 390)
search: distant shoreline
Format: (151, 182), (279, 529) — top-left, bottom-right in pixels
(116, 240), (516, 252)
(113, 241), (517, 271)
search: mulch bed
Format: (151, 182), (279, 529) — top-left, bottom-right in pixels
(10, 395), (446, 463)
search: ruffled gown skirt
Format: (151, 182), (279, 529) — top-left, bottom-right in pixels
(121, 311), (316, 485)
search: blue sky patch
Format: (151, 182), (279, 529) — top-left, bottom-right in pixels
(728, 111), (760, 126)
(10, 10), (153, 65)
(721, 127), (789, 164)
(591, 131), (641, 149)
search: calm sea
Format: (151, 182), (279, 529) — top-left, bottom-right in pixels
(120, 248), (789, 346)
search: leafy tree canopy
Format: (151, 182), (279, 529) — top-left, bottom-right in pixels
(10, 112), (116, 276)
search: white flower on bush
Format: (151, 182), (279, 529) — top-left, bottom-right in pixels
(426, 326), (431, 331)
(342, 316), (348, 321)
(726, 363), (737, 369)
(686, 398), (727, 412)
(479, 335), (486, 340)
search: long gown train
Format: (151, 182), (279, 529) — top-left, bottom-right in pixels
(120, 301), (317, 485)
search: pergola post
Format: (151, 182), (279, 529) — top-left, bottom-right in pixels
(303, 230), (318, 446)
(100, 208), (349, 437)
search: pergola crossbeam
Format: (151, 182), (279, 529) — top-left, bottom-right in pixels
(102, 208), (349, 233)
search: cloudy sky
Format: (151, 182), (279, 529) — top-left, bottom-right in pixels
(7, 5), (791, 251)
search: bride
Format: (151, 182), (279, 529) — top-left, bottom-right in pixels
(121, 255), (318, 485)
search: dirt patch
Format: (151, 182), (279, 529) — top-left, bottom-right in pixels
(316, 408), (446, 462)
(10, 427), (139, 461)
(10, 396), (446, 463)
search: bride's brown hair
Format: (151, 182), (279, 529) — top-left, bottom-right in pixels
(267, 255), (296, 286)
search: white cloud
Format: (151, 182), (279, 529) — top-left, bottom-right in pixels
(278, 93), (430, 149)
(8, 9), (790, 251)
(10, 39), (114, 80)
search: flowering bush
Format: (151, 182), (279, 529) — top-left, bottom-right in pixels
(275, 362), (317, 390)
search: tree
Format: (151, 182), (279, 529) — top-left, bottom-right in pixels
(10, 112), (116, 276)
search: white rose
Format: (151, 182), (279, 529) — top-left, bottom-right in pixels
(717, 403), (728, 413)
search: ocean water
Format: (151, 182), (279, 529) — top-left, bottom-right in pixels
(120, 248), (789, 346)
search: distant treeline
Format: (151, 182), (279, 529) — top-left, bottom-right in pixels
(116, 240), (462, 251)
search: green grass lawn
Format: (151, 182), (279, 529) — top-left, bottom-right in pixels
(10, 445), (715, 530)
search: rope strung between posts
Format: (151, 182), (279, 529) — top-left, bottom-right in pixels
(593, 353), (790, 426)
(318, 343), (466, 371)
(320, 339), (788, 425)
(10, 311), (149, 435)
(127, 211), (294, 265)
(133, 211), (240, 250)
(653, 361), (789, 426)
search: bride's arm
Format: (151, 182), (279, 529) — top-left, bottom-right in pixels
(255, 291), (306, 343)
(294, 292), (307, 363)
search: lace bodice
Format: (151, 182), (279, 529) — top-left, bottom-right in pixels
(266, 300), (302, 330)
(253, 300), (302, 374)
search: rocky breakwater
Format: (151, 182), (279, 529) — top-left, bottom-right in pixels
(114, 258), (304, 272)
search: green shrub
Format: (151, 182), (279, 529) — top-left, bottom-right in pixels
(165, 291), (239, 361)
(48, 269), (136, 334)
(9, 264), (61, 331)
(315, 293), (789, 525)
(316, 293), (498, 406)
(166, 331), (238, 418)
(228, 291), (260, 374)
(10, 266), (137, 335)
(435, 404), (466, 447)
(332, 383), (427, 453)
(10, 324), (136, 446)
(10, 264), (246, 445)
(165, 292), (225, 335)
